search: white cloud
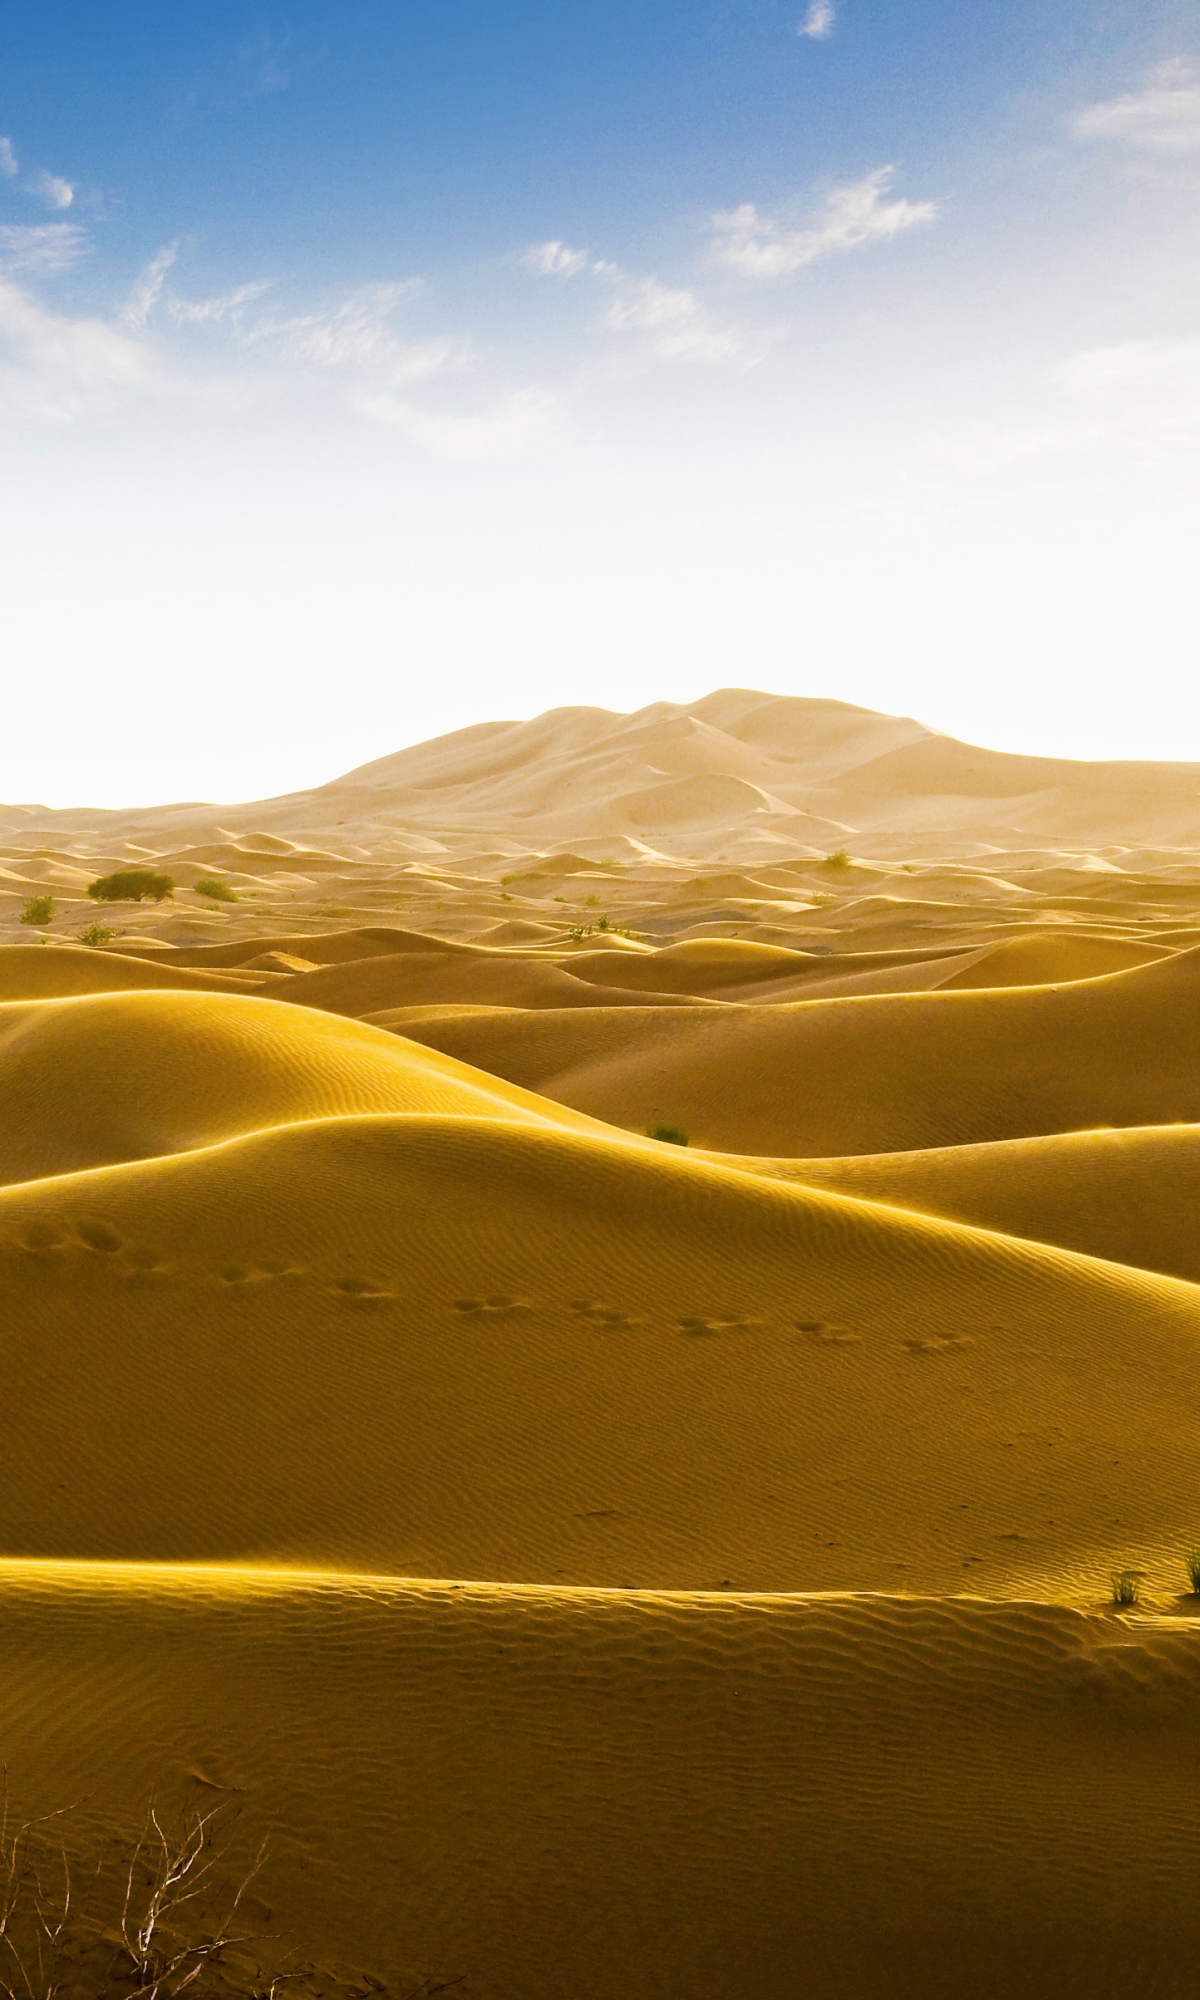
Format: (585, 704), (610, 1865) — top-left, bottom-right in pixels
(604, 274), (761, 365)
(352, 384), (567, 456)
(1073, 60), (1200, 154)
(0, 224), (89, 275)
(798, 2), (836, 40)
(169, 280), (271, 326)
(122, 243), (178, 328)
(1056, 337), (1200, 396)
(525, 239), (590, 277)
(29, 170), (74, 211)
(0, 137), (17, 177)
(712, 166), (939, 277)
(0, 277), (164, 421)
(257, 283), (461, 386)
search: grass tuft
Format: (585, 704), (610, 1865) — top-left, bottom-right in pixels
(1185, 1549), (1200, 1594)
(1110, 1569), (1141, 1607)
(648, 1123), (689, 1146)
(80, 922), (116, 947)
(823, 849), (853, 871)
(194, 877), (237, 903)
(19, 895), (54, 926)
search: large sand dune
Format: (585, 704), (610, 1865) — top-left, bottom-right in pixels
(4, 692), (1200, 1996)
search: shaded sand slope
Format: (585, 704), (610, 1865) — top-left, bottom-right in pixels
(273, 949), (712, 1015)
(3, 1110), (1200, 1600)
(400, 948), (1200, 1154)
(3, 1568), (1200, 2000)
(741, 1125), (1200, 1285)
(0, 991), (614, 1185)
(0, 943), (268, 998)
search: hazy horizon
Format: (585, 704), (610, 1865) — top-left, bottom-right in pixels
(2, 1), (1198, 807)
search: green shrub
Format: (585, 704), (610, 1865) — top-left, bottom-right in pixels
(194, 877), (237, 903)
(648, 1123), (689, 1146)
(1185, 1549), (1200, 1594)
(80, 922), (116, 946)
(18, 895), (54, 926)
(823, 849), (853, 871)
(1110, 1569), (1141, 1607)
(87, 869), (174, 904)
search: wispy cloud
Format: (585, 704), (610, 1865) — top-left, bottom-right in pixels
(604, 274), (761, 365)
(122, 243), (179, 328)
(169, 280), (271, 326)
(0, 278), (165, 420)
(0, 224), (89, 275)
(0, 138), (17, 177)
(525, 239), (590, 277)
(524, 240), (764, 366)
(712, 166), (939, 277)
(1073, 60), (1200, 154)
(1056, 336), (1200, 396)
(353, 384), (567, 456)
(256, 282), (462, 386)
(798, 2), (836, 41)
(28, 169), (74, 211)
(234, 28), (296, 98)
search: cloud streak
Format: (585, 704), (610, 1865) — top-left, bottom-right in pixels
(0, 224), (89, 275)
(1073, 60), (1200, 154)
(712, 167), (939, 276)
(798, 2), (836, 41)
(28, 169), (74, 210)
(0, 137), (17, 177)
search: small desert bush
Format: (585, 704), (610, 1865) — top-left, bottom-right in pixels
(193, 877), (237, 903)
(80, 922), (116, 947)
(1110, 1569), (1141, 1607)
(88, 869), (174, 904)
(823, 850), (852, 872)
(1185, 1549), (1200, 1594)
(18, 896), (54, 926)
(648, 1123), (689, 1146)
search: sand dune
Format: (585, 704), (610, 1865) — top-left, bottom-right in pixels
(4, 1096), (1199, 1600)
(399, 947), (1200, 1153)
(5, 1569), (1200, 2000)
(7, 694), (1200, 1994)
(734, 1123), (1200, 1283)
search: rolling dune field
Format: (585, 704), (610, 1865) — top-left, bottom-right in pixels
(4, 692), (1200, 1997)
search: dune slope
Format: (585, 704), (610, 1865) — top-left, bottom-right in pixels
(398, 948), (1200, 1154)
(2, 1100), (1199, 1602)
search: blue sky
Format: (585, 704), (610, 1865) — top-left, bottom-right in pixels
(1, 2), (1198, 805)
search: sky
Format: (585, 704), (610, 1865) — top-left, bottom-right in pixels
(1, 0), (1198, 807)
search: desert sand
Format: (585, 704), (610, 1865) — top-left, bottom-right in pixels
(4, 690), (1200, 1996)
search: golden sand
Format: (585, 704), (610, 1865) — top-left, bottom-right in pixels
(4, 692), (1200, 1995)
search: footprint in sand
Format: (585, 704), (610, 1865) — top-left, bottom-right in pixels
(74, 1219), (124, 1254)
(798, 1321), (862, 1346)
(333, 1277), (396, 1305)
(570, 1301), (641, 1327)
(453, 1295), (533, 1316)
(677, 1314), (761, 1336)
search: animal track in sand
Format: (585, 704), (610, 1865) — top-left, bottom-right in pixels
(905, 1333), (976, 1355)
(570, 1300), (642, 1327)
(218, 1262), (303, 1287)
(332, 1277), (396, 1305)
(799, 1321), (863, 1346)
(453, 1295), (533, 1316)
(677, 1314), (761, 1336)
(75, 1220), (124, 1254)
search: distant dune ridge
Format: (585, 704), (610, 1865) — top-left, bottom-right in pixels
(5, 692), (1200, 1996)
